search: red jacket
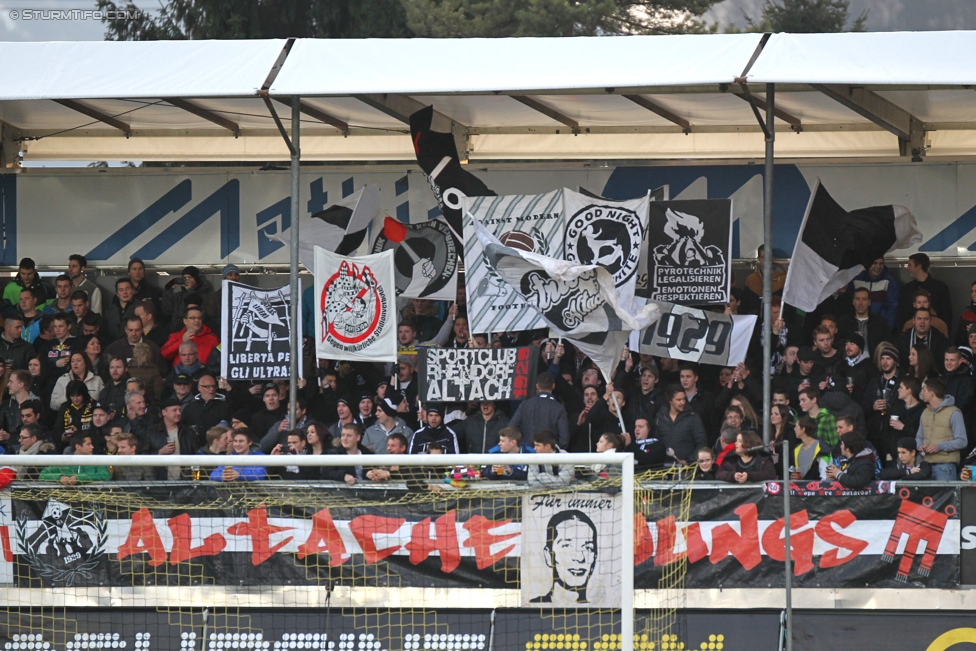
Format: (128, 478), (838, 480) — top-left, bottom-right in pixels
(161, 325), (219, 368)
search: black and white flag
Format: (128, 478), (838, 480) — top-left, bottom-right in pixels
(474, 221), (659, 381)
(645, 199), (732, 304)
(410, 105), (495, 239)
(418, 347), (538, 403)
(782, 180), (922, 313)
(220, 281), (302, 380)
(274, 184), (380, 269)
(639, 306), (757, 366)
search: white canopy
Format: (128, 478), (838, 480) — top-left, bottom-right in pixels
(2, 32), (976, 163)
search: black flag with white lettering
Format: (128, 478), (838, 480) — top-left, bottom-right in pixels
(410, 106), (495, 237)
(220, 281), (302, 381)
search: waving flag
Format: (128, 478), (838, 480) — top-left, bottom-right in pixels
(783, 180), (922, 312)
(474, 221), (660, 381)
(410, 106), (495, 238)
(275, 184), (381, 270)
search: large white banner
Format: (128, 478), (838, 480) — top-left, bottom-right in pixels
(314, 247), (397, 363)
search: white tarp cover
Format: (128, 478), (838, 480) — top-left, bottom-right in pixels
(270, 34), (765, 96)
(747, 31), (976, 85)
(0, 39), (288, 100)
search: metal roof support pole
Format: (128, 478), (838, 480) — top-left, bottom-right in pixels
(762, 84), (792, 651)
(288, 96), (301, 427)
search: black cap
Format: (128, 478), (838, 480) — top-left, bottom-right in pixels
(797, 348), (816, 362)
(262, 382), (278, 394)
(426, 404), (443, 416)
(378, 397), (399, 419)
(845, 333), (865, 351)
(160, 397), (182, 409)
(92, 402), (110, 413)
(337, 396), (351, 407)
(173, 374), (192, 385)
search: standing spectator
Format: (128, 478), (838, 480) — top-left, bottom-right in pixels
(915, 378), (968, 482)
(15, 424), (55, 480)
(162, 266), (213, 332)
(103, 278), (139, 343)
(105, 316), (166, 371)
(50, 352), (103, 411)
(127, 258), (162, 307)
(654, 384), (707, 465)
(364, 396), (413, 453)
(53, 380), (94, 449)
(900, 290), (949, 338)
(941, 346), (974, 415)
(849, 257), (900, 330)
(2, 258), (52, 306)
(898, 253), (952, 328)
(0, 370), (39, 451)
(270, 429), (320, 480)
(791, 415), (830, 480)
(838, 287), (892, 356)
(678, 364), (715, 436)
(134, 300), (169, 349)
(259, 395), (310, 454)
(509, 372), (569, 448)
(162, 306), (219, 369)
(955, 281), (976, 345)
(626, 416), (667, 469)
(146, 397), (199, 479)
(810, 326), (843, 381)
(886, 377), (925, 462)
(797, 387), (838, 448)
(898, 308), (948, 374)
(121, 390), (154, 453)
(18, 288), (43, 344)
(163, 342), (206, 398)
(0, 315), (34, 371)
(842, 333), (873, 404)
(327, 396), (357, 441)
(408, 405), (460, 455)
(35, 313), (77, 376)
(458, 400), (508, 454)
(43, 274), (74, 316)
(67, 254), (104, 316)
(182, 375), (231, 439)
(98, 357), (129, 415)
(197, 425), (232, 455)
(632, 366), (665, 426)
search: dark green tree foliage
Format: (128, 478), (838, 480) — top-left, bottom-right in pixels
(97, 0), (412, 40)
(402, 0), (720, 36)
(754, 0), (868, 32)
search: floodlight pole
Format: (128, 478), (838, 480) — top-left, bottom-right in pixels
(288, 95), (301, 426)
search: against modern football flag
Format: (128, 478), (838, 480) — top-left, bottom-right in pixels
(275, 184), (381, 270)
(410, 105), (495, 238)
(314, 246), (397, 363)
(464, 190), (565, 335)
(783, 180), (923, 313)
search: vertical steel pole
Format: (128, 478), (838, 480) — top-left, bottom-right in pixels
(288, 96), (301, 426)
(621, 453), (635, 651)
(764, 83), (792, 651)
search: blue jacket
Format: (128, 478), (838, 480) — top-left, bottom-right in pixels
(483, 443), (535, 480)
(210, 450), (268, 481)
(849, 266), (900, 330)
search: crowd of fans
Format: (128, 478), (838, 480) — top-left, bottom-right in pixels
(4, 249), (976, 487)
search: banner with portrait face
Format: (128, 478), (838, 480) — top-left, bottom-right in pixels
(521, 492), (622, 608)
(220, 281), (302, 380)
(314, 246), (397, 363)
(645, 199), (732, 305)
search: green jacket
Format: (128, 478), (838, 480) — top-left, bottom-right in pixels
(39, 465), (111, 482)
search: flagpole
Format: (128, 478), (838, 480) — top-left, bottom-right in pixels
(288, 95), (301, 427)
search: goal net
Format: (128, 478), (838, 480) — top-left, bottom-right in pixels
(0, 454), (692, 651)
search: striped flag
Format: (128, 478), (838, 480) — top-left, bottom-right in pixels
(783, 180), (922, 313)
